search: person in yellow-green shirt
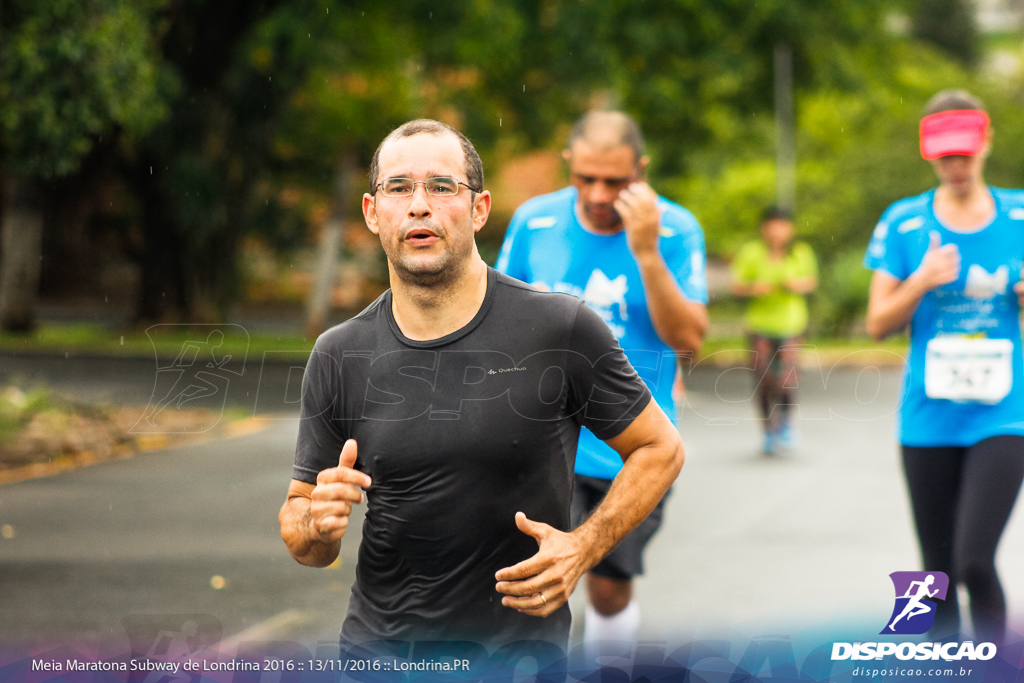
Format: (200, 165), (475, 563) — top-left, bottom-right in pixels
(731, 206), (818, 454)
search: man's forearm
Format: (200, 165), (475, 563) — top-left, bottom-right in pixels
(635, 251), (707, 353)
(279, 496), (342, 568)
(572, 424), (683, 569)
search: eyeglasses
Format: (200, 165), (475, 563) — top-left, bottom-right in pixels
(374, 177), (478, 197)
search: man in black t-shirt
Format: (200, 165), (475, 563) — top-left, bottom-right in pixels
(278, 119), (684, 655)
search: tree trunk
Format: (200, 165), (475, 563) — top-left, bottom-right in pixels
(132, 156), (189, 324)
(39, 143), (115, 299)
(0, 177), (44, 333)
(305, 153), (356, 338)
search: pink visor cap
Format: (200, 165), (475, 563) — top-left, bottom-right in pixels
(919, 109), (990, 160)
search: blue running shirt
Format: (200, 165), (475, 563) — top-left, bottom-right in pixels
(864, 187), (1024, 446)
(497, 186), (708, 479)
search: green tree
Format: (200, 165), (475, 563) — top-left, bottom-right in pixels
(912, 0), (979, 67)
(498, 0), (898, 177)
(673, 40), (1024, 335)
(0, 0), (165, 331)
(125, 0), (514, 322)
(123, 0), (314, 322)
(16, 0), (988, 330)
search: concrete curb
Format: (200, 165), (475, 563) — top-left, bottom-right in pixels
(0, 415), (270, 487)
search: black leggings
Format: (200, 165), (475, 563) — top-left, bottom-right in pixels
(902, 435), (1024, 645)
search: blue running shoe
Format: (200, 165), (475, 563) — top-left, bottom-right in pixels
(779, 420), (799, 448)
(763, 431), (779, 456)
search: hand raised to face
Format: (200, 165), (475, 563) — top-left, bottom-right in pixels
(614, 182), (661, 258)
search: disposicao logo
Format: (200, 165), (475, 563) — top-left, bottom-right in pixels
(830, 570), (997, 663)
(881, 571), (949, 635)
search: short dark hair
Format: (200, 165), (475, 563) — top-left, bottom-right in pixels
(368, 119), (484, 193)
(760, 205), (793, 224)
(566, 111), (645, 162)
(923, 89), (985, 117)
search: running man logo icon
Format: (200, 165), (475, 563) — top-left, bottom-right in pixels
(881, 571), (950, 635)
(132, 324), (249, 434)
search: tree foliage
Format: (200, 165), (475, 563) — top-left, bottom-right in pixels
(912, 0), (979, 67)
(124, 0), (318, 321)
(0, 0), (165, 177)
(0, 0), (166, 332)
(669, 40), (1024, 334)
(10, 0), (1022, 335)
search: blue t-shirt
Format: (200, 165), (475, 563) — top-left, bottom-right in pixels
(863, 187), (1024, 447)
(497, 186), (708, 478)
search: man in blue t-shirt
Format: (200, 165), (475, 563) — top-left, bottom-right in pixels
(497, 111), (708, 651)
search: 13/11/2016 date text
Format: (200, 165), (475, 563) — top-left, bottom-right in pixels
(265, 659), (472, 673)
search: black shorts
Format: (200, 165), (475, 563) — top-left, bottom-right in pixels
(570, 474), (667, 581)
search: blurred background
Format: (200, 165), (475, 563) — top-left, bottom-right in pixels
(2, 0), (1024, 347)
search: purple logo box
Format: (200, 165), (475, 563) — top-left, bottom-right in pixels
(881, 571), (950, 635)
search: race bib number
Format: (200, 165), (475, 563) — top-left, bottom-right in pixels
(924, 337), (1013, 403)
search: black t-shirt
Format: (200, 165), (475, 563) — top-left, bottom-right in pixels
(292, 268), (652, 651)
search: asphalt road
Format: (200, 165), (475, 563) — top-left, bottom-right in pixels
(2, 353), (1024, 660)
(639, 359), (1024, 644)
(0, 414), (356, 659)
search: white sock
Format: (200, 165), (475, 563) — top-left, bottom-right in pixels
(583, 600), (641, 662)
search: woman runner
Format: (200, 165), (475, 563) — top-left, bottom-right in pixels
(864, 90), (1024, 646)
